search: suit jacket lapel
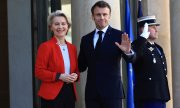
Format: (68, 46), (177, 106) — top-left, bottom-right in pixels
(89, 30), (96, 50)
(101, 26), (112, 45)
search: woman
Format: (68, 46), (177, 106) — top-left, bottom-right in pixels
(35, 10), (79, 108)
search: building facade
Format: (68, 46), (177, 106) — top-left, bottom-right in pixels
(0, 0), (179, 108)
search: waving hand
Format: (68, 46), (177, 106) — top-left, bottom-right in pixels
(115, 33), (131, 54)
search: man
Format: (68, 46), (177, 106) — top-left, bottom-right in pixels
(132, 15), (170, 108)
(78, 1), (134, 108)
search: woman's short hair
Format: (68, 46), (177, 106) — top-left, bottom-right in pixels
(47, 10), (71, 31)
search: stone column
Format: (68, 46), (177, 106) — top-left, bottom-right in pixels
(71, 0), (120, 108)
(142, 0), (173, 107)
(7, 0), (33, 108)
(170, 0), (180, 108)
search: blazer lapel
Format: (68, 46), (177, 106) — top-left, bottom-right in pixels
(51, 37), (65, 73)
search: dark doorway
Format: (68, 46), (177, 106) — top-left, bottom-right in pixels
(0, 0), (10, 108)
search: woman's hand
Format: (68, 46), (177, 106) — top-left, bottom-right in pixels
(59, 73), (78, 83)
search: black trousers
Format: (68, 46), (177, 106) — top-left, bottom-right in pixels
(41, 83), (75, 108)
(86, 99), (122, 108)
(135, 100), (166, 108)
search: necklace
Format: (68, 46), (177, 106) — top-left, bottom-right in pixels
(60, 45), (66, 51)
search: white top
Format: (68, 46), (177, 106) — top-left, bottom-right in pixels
(59, 44), (70, 74)
(93, 25), (109, 48)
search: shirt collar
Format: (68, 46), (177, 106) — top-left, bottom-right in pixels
(95, 25), (109, 34)
(148, 41), (155, 45)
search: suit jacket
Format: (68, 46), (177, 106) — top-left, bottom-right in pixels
(132, 37), (170, 102)
(78, 26), (133, 99)
(35, 36), (79, 100)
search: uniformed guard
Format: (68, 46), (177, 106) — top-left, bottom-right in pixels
(132, 15), (170, 108)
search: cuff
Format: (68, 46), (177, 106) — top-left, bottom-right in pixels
(55, 73), (61, 81)
(125, 49), (134, 56)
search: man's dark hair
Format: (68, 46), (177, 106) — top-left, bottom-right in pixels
(91, 1), (111, 14)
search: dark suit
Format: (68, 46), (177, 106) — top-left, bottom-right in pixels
(78, 26), (133, 108)
(132, 37), (170, 105)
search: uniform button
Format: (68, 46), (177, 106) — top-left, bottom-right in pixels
(152, 54), (154, 56)
(161, 56), (163, 58)
(164, 69), (167, 71)
(163, 62), (164, 64)
(149, 78), (152, 80)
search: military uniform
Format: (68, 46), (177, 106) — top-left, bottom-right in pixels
(132, 37), (170, 102)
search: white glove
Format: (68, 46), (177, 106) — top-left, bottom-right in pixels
(140, 23), (150, 39)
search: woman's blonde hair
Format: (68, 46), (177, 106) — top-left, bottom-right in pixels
(47, 10), (71, 31)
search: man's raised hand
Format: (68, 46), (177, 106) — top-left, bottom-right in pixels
(115, 33), (131, 54)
